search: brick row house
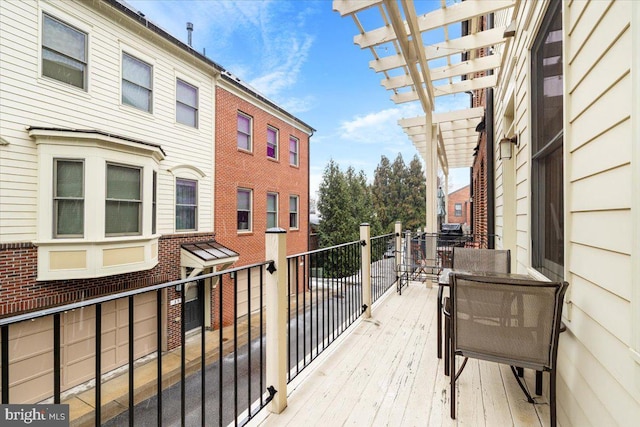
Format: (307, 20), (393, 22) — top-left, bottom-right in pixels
(0, 0), (312, 402)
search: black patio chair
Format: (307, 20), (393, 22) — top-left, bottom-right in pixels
(448, 274), (568, 427)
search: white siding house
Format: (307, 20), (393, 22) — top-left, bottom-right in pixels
(0, 0), (218, 280)
(492, 1), (639, 424)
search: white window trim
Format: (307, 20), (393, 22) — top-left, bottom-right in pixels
(237, 188), (253, 233)
(267, 192), (279, 229)
(630, 0), (640, 376)
(267, 126), (279, 160)
(119, 42), (156, 115)
(175, 177), (199, 232)
(30, 128), (163, 280)
(289, 195), (299, 230)
(38, 5), (92, 94)
(237, 111), (253, 152)
(175, 77), (199, 128)
(289, 136), (299, 167)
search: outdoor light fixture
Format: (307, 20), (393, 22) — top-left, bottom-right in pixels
(499, 135), (518, 160)
(503, 20), (516, 38)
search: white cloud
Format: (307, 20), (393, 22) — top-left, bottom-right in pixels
(338, 104), (422, 144)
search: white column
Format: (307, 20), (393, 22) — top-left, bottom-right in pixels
(425, 123), (439, 233)
(265, 228), (287, 413)
(360, 223), (372, 318)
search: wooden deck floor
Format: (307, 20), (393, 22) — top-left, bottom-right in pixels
(251, 282), (549, 427)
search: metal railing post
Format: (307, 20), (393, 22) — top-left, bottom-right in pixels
(360, 223), (372, 318)
(265, 228), (288, 414)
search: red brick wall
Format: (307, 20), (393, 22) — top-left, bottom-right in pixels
(447, 185), (471, 226)
(214, 87), (309, 264)
(472, 133), (488, 239)
(0, 233), (214, 350)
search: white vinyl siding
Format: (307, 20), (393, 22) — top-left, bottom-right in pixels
(494, 1), (638, 425)
(0, 0), (215, 243)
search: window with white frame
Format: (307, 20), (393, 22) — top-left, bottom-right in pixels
(152, 171), (157, 235)
(176, 79), (198, 127)
(237, 112), (252, 151)
(289, 136), (299, 166)
(237, 188), (252, 231)
(531, 0), (564, 281)
(54, 159), (84, 237)
(454, 203), (462, 217)
(289, 195), (299, 229)
(105, 163), (142, 236)
(122, 52), (153, 112)
(267, 192), (278, 228)
(267, 126), (278, 159)
(176, 178), (197, 231)
(42, 14), (87, 89)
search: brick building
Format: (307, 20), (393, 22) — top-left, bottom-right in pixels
(447, 185), (471, 230)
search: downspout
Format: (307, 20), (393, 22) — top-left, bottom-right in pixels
(487, 13), (495, 249)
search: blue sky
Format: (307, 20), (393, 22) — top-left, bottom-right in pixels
(125, 0), (471, 198)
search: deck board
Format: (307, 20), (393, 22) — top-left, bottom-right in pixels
(251, 283), (546, 427)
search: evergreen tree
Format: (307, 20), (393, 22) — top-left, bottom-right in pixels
(389, 154), (408, 227)
(404, 154), (426, 231)
(317, 160), (352, 247)
(372, 155), (393, 231)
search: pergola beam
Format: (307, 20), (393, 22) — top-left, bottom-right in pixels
(369, 27), (507, 73)
(333, 0), (383, 16)
(355, 0), (515, 49)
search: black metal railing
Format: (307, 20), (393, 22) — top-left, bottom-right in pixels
(0, 262), (271, 427)
(286, 240), (364, 383)
(370, 233), (396, 302)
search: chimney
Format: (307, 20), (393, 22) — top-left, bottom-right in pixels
(186, 22), (193, 47)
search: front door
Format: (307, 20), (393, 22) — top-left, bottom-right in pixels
(184, 279), (203, 331)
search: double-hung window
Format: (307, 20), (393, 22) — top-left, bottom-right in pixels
(289, 136), (299, 166)
(176, 178), (197, 231)
(122, 53), (153, 112)
(289, 195), (299, 229)
(42, 14), (87, 89)
(267, 127), (278, 159)
(531, 0), (564, 281)
(454, 203), (462, 217)
(237, 188), (252, 231)
(267, 193), (278, 228)
(176, 79), (198, 127)
(54, 159), (84, 237)
(237, 113), (252, 151)
(105, 163), (142, 236)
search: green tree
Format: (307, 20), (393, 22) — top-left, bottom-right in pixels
(317, 159), (352, 247)
(372, 155), (393, 231)
(388, 153), (408, 227)
(403, 154), (426, 231)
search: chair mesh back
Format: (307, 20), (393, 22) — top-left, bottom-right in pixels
(452, 275), (567, 370)
(453, 248), (510, 273)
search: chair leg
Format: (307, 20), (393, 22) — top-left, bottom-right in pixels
(437, 285), (443, 359)
(450, 346), (456, 419)
(535, 370), (543, 395)
(444, 314), (450, 376)
(550, 369), (557, 427)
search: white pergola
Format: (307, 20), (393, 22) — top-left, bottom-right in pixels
(333, 0), (516, 232)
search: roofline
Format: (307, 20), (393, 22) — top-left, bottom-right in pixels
(101, 0), (315, 135)
(219, 73), (316, 134)
(27, 127), (167, 157)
